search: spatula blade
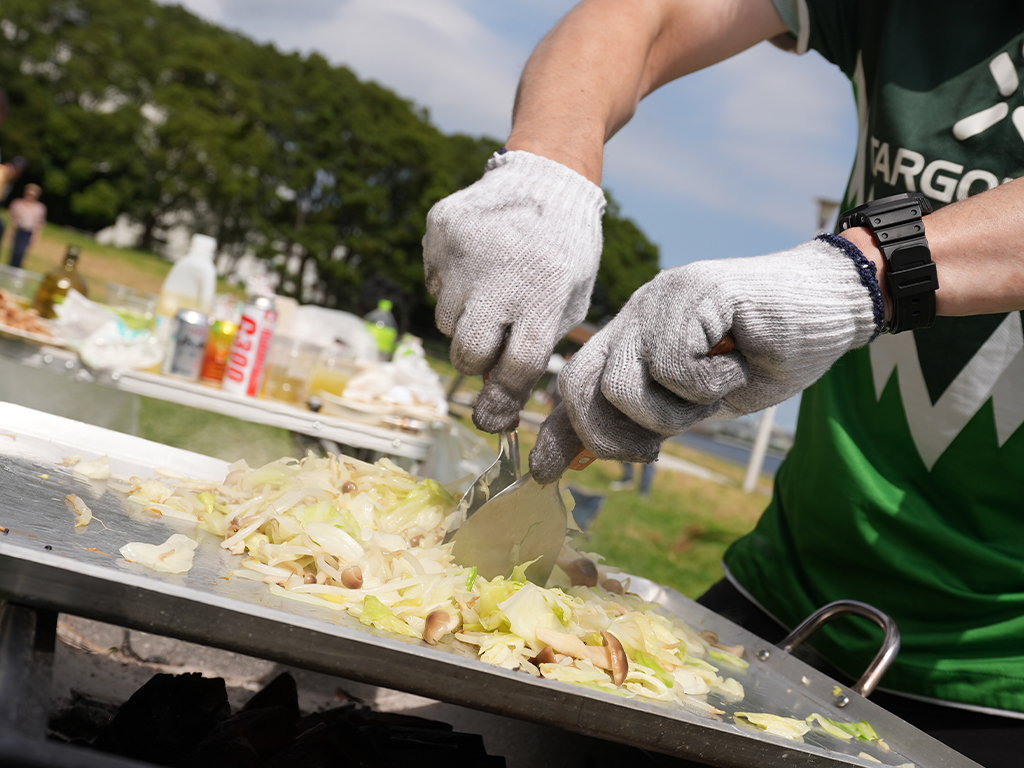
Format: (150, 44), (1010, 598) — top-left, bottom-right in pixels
(450, 472), (565, 585)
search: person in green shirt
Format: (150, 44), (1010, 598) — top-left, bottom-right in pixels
(424, 1), (1024, 764)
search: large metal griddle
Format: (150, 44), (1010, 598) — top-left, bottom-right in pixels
(0, 403), (979, 768)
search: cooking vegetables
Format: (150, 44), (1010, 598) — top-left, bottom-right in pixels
(119, 533), (198, 574)
(73, 455), (112, 480)
(120, 452), (747, 713)
(115, 451), (883, 752)
(735, 711), (881, 746)
(65, 493), (93, 528)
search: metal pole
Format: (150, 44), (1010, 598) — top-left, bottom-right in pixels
(743, 405), (777, 493)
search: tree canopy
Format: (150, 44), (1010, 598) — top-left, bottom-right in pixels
(0, 0), (660, 336)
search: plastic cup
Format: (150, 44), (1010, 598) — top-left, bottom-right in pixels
(261, 337), (321, 405)
(308, 345), (362, 400)
(0, 265), (44, 306)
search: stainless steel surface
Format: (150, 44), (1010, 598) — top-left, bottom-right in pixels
(777, 601), (901, 701)
(0, 404), (981, 768)
(450, 471), (566, 585)
(103, 368), (435, 460)
(444, 428), (521, 543)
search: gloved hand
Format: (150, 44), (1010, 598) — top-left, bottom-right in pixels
(529, 234), (884, 484)
(423, 149), (606, 432)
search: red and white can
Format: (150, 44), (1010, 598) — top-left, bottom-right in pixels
(221, 296), (277, 396)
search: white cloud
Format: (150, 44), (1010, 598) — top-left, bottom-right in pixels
(301, 0), (524, 137)
(166, 0), (857, 243)
(176, 0), (225, 20)
(176, 0), (539, 137)
(601, 42), (856, 237)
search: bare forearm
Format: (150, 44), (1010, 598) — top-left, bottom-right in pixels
(505, 0), (788, 184)
(842, 177), (1024, 323)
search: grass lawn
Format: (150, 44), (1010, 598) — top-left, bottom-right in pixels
(136, 396), (296, 468)
(508, 429), (767, 599)
(9, 224), (771, 599)
(6, 223), (240, 299)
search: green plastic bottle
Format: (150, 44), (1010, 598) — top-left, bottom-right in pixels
(364, 299), (398, 361)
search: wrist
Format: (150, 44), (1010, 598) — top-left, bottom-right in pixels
(504, 132), (604, 186)
(839, 226), (892, 327)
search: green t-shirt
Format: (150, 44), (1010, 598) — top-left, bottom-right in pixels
(726, 1), (1024, 714)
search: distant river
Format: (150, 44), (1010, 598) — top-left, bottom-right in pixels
(670, 432), (788, 477)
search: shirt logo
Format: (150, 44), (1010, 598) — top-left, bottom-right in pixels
(870, 313), (1024, 470)
(846, 47), (1024, 468)
(952, 49), (1024, 142)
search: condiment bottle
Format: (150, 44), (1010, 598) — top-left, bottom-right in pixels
(33, 244), (88, 318)
(155, 234), (217, 322)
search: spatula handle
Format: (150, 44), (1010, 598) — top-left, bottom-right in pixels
(567, 448), (597, 471)
(709, 332), (735, 356)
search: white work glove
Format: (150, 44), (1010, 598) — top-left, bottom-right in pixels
(423, 149), (606, 432)
(529, 234), (884, 484)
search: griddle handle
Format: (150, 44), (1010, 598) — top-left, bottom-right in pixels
(778, 599), (901, 699)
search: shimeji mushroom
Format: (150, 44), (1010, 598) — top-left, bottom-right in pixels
(562, 557), (599, 587)
(423, 610), (456, 645)
(341, 565), (363, 589)
(534, 628), (629, 686)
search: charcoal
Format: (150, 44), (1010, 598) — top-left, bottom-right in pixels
(239, 672), (299, 719)
(170, 673), (299, 766)
(74, 672), (506, 767)
(90, 673), (230, 763)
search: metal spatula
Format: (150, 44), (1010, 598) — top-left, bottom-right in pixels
(450, 333), (737, 585)
(450, 448), (594, 585)
(443, 429), (521, 544)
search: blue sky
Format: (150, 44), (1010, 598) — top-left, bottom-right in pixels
(168, 0), (862, 430)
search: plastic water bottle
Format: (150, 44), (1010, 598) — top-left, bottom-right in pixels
(364, 299), (398, 360)
(152, 234), (218, 367)
(156, 234), (218, 319)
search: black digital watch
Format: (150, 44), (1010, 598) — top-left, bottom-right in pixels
(835, 192), (938, 334)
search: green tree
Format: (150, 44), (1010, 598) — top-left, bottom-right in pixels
(0, 0), (660, 341)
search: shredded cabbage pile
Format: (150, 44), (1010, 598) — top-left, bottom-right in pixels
(121, 452), (750, 714)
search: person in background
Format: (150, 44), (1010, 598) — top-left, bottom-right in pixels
(423, 1), (1024, 765)
(609, 461), (655, 496)
(8, 183), (46, 269)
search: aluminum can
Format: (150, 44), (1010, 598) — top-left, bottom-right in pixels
(163, 309), (210, 380)
(199, 318), (239, 385)
(221, 296), (277, 396)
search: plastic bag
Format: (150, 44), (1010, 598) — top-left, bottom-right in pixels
(275, 305), (377, 361)
(78, 318), (164, 371)
(343, 336), (448, 417)
(52, 290), (163, 370)
(51, 289), (118, 345)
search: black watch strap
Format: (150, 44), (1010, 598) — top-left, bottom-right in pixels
(835, 192), (938, 334)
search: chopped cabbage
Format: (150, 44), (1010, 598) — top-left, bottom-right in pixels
(735, 712), (812, 740)
(117, 451), (892, 750)
(119, 533), (198, 574)
(73, 455), (112, 480)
